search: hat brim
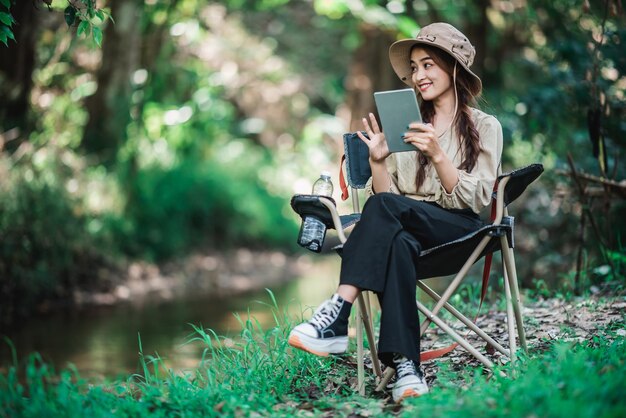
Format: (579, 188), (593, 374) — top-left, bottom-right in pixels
(389, 39), (482, 96)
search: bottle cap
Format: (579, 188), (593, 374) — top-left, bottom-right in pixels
(321, 170), (332, 178)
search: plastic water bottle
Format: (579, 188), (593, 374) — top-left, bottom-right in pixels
(298, 171), (334, 253)
(312, 171), (333, 197)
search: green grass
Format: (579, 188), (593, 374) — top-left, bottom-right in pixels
(1, 291), (625, 418)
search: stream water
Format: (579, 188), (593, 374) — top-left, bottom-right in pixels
(0, 257), (342, 380)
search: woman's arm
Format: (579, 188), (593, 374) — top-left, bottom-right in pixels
(430, 150), (459, 194)
(369, 158), (392, 193)
(403, 122), (459, 193)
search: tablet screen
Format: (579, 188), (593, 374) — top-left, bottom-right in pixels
(374, 88), (422, 153)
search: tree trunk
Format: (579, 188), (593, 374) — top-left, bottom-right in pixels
(468, 0), (490, 81)
(0, 2), (42, 152)
(82, 0), (142, 166)
(343, 25), (401, 133)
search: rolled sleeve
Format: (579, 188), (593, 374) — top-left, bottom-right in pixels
(436, 115), (503, 213)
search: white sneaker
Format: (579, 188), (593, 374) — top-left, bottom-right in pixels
(288, 294), (350, 357)
(391, 355), (429, 403)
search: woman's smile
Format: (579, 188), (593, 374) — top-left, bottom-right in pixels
(417, 82), (433, 92)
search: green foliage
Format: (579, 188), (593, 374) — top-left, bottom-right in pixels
(0, 153), (104, 325)
(1, 293), (625, 417)
(0, 0), (15, 46)
(1, 0), (110, 47)
(60, 0), (111, 47)
(399, 338), (626, 417)
(112, 155), (299, 261)
(496, 1), (625, 178)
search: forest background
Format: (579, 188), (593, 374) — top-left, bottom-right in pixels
(0, 0), (625, 328)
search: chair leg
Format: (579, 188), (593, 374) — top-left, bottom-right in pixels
(375, 367), (395, 392)
(417, 301), (495, 369)
(357, 293), (382, 377)
(356, 298), (365, 396)
(420, 235), (492, 334)
(417, 282), (510, 357)
(500, 238), (528, 352)
(503, 265), (517, 364)
(355, 293), (383, 396)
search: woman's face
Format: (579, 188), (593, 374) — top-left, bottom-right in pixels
(410, 47), (454, 103)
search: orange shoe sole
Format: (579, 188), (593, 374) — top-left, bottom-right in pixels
(288, 334), (330, 357)
(397, 388), (422, 403)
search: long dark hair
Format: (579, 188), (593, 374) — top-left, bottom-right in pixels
(413, 45), (481, 190)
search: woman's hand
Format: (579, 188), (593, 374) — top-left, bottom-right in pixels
(403, 123), (445, 163)
(406, 122), (459, 193)
(356, 113), (390, 163)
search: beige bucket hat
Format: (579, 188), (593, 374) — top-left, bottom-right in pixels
(389, 22), (482, 96)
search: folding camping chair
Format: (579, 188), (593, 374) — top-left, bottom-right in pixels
(290, 132), (544, 395)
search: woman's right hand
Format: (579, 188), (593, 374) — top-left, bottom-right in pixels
(356, 113), (390, 163)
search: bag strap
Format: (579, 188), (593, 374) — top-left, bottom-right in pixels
(339, 154), (349, 201)
(419, 178), (500, 362)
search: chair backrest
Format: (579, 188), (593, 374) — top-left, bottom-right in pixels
(342, 132), (371, 190)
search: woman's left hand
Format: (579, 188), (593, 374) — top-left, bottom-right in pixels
(403, 123), (444, 163)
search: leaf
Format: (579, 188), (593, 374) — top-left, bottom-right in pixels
(0, 26), (13, 43)
(1, 24), (14, 40)
(64, 6), (76, 27)
(85, 0), (96, 18)
(0, 11), (13, 25)
(77, 20), (90, 37)
(0, 0), (10, 9)
(93, 26), (102, 47)
(95, 9), (105, 21)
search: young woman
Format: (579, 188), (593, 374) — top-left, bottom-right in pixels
(288, 22), (503, 403)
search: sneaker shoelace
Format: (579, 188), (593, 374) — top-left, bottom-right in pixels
(309, 298), (342, 331)
(394, 357), (418, 380)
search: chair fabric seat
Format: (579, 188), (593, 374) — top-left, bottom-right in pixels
(415, 221), (511, 279)
(339, 213), (361, 229)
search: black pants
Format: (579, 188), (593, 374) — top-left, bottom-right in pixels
(339, 193), (483, 368)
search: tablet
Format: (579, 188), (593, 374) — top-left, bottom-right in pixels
(374, 88), (422, 153)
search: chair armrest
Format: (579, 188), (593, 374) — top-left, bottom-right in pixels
(497, 163), (544, 207)
(491, 163), (544, 224)
(290, 195), (348, 243)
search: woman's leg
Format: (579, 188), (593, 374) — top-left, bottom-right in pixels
(337, 284), (360, 303)
(338, 194), (480, 400)
(340, 194), (482, 364)
(288, 290), (355, 356)
(376, 230), (422, 367)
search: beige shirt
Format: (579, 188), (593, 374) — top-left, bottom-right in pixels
(365, 108), (503, 214)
